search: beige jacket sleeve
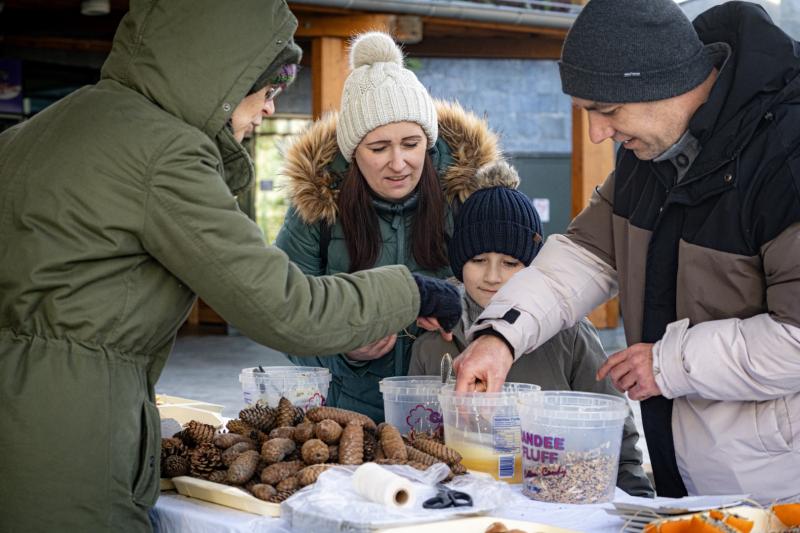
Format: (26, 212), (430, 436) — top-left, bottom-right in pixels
(655, 222), (800, 401)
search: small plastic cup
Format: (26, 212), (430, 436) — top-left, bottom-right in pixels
(438, 383), (540, 483)
(379, 376), (445, 437)
(518, 391), (628, 504)
(238, 366), (331, 410)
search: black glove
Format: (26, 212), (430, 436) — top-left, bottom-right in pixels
(412, 274), (461, 332)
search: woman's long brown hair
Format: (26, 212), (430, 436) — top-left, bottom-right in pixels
(338, 152), (448, 273)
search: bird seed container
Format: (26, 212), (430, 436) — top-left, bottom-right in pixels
(239, 366), (331, 410)
(379, 376), (445, 436)
(438, 383), (540, 483)
(518, 391), (628, 504)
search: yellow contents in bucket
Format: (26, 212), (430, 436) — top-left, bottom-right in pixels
(444, 426), (522, 484)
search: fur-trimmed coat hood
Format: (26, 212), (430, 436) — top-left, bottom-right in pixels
(281, 100), (515, 225)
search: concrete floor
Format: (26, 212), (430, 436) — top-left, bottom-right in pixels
(155, 324), (649, 465)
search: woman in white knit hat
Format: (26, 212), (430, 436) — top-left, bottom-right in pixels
(275, 31), (513, 421)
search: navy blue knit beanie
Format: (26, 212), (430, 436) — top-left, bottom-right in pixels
(449, 186), (543, 282)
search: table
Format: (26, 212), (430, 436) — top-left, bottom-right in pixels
(151, 487), (658, 533)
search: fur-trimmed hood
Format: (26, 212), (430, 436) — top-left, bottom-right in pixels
(281, 100), (515, 225)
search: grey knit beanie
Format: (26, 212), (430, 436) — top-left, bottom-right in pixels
(559, 0), (714, 103)
(337, 32), (437, 163)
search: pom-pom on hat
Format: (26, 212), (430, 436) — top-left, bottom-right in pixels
(336, 32), (437, 162)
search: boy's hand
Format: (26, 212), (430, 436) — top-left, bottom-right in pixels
(416, 317), (454, 342)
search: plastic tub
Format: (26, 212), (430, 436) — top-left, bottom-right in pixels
(239, 366), (331, 410)
(379, 376), (445, 436)
(438, 383), (540, 483)
(518, 391), (628, 504)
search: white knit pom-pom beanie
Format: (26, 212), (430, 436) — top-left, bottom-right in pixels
(336, 32), (438, 162)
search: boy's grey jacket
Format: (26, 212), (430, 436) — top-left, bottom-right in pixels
(410, 294), (655, 498)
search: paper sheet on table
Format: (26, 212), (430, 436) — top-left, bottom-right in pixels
(281, 463), (516, 532)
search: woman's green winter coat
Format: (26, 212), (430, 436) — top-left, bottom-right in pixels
(0, 1), (425, 531)
(275, 102), (511, 421)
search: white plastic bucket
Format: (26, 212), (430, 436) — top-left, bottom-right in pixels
(239, 366), (331, 410)
(518, 391), (628, 504)
(379, 376), (445, 436)
(438, 383), (540, 483)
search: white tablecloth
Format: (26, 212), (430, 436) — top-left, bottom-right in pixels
(150, 486), (658, 533)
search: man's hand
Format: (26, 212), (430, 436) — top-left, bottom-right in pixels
(596, 343), (661, 401)
(345, 334), (397, 361)
(452, 334), (513, 393)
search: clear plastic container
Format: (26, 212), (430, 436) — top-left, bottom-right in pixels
(379, 376), (445, 436)
(239, 366), (331, 410)
(518, 391), (628, 504)
(438, 383), (540, 483)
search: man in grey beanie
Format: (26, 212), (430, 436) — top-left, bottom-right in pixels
(455, 0), (800, 502)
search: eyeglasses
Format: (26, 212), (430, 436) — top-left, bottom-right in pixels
(265, 85), (283, 102)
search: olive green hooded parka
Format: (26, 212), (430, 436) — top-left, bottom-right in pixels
(0, 1), (421, 530)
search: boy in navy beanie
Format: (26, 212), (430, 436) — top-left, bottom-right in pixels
(409, 161), (654, 497)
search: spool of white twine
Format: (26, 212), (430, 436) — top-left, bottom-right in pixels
(351, 463), (416, 509)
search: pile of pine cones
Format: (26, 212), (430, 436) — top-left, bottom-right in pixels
(161, 397), (467, 504)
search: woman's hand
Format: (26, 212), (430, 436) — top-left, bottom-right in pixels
(345, 334), (398, 361)
(416, 318), (454, 342)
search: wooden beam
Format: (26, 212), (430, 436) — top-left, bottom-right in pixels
(571, 106), (619, 329)
(311, 36), (348, 118)
(296, 14), (422, 43)
(2, 35), (112, 53)
(405, 35), (562, 60)
(421, 16), (568, 38)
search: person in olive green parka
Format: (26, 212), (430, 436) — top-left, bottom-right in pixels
(275, 32), (512, 421)
(0, 2), (460, 531)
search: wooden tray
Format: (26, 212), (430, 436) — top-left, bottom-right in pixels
(156, 394), (225, 413)
(378, 516), (579, 533)
(158, 404), (225, 428)
(171, 476), (281, 517)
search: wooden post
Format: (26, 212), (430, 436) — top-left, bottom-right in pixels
(311, 37), (349, 118)
(571, 106), (619, 328)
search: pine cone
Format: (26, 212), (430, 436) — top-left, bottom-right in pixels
(379, 424), (407, 461)
(261, 437), (296, 464)
(293, 406), (305, 426)
(275, 475), (300, 493)
(226, 450), (260, 485)
(207, 470), (228, 484)
(339, 422), (364, 465)
(301, 439), (329, 465)
(243, 477), (261, 493)
(162, 454), (189, 478)
(450, 462), (467, 476)
(251, 484), (278, 501)
(405, 445), (437, 466)
(269, 426), (296, 440)
(275, 397), (296, 428)
(161, 437), (188, 461)
(314, 419), (343, 444)
(239, 405), (277, 433)
(374, 441), (385, 461)
(214, 432), (253, 450)
(306, 406), (376, 431)
(183, 420), (216, 447)
(293, 422), (315, 444)
(363, 429), (377, 463)
(190, 443), (224, 478)
(297, 464), (331, 487)
(328, 445), (339, 463)
(260, 460), (303, 485)
(221, 440), (257, 467)
(267, 489), (297, 503)
(411, 438), (462, 465)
